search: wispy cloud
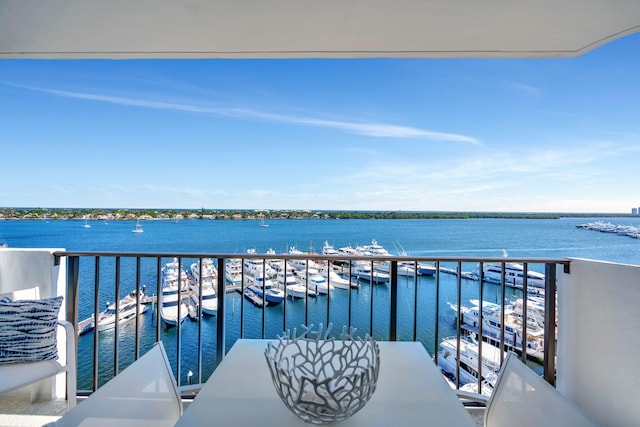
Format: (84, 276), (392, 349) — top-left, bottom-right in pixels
(508, 82), (543, 99)
(17, 85), (480, 144)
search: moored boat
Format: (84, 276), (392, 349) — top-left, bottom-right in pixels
(190, 258), (218, 316)
(450, 300), (544, 355)
(275, 269), (316, 299)
(78, 289), (148, 335)
(294, 267), (335, 294)
(351, 262), (390, 283)
(160, 285), (188, 326)
(437, 335), (503, 394)
(477, 255), (545, 289)
(247, 274), (285, 305)
(160, 258), (189, 326)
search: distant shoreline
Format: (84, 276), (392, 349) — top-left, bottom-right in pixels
(1, 207), (637, 221)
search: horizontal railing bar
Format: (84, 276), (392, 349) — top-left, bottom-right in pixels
(54, 250), (570, 265)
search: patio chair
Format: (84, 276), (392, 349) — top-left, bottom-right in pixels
(483, 352), (602, 427)
(0, 291), (77, 410)
(50, 341), (182, 427)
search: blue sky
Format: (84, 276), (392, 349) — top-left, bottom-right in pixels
(1, 33), (638, 213)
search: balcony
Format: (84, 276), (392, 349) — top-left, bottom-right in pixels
(1, 247), (638, 426)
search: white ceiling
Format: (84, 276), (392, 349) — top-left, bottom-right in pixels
(1, 0), (639, 59)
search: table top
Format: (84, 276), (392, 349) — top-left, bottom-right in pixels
(175, 339), (476, 427)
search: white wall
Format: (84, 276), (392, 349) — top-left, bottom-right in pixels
(557, 258), (640, 427)
(0, 248), (68, 400)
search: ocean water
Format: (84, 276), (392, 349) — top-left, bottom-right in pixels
(2, 217), (639, 388)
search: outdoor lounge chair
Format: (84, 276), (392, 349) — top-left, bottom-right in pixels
(50, 341), (182, 427)
(482, 352), (602, 427)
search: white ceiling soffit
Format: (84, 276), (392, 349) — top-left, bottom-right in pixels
(1, 0), (639, 59)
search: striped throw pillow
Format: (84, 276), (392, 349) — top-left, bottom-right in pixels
(0, 296), (63, 364)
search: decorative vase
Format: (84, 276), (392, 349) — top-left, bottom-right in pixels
(264, 324), (380, 424)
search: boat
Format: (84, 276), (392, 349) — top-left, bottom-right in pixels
(132, 220), (144, 233)
(244, 249), (276, 277)
(351, 262), (390, 283)
(96, 290), (149, 331)
(478, 252), (545, 288)
(417, 262), (437, 276)
(450, 300), (544, 353)
(275, 269), (316, 299)
(160, 283), (188, 326)
(77, 289), (148, 335)
(160, 259), (189, 326)
(337, 245), (359, 257)
(82, 218), (91, 228)
(247, 274), (285, 305)
(190, 258), (218, 316)
(225, 258), (243, 285)
(375, 260), (416, 277)
(322, 241), (339, 256)
(259, 216), (269, 227)
(317, 264), (355, 289)
(287, 246), (322, 271)
(437, 336), (503, 395)
(356, 239), (391, 257)
(294, 267), (335, 294)
(162, 258), (191, 289)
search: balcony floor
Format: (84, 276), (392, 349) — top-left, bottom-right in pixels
(0, 387), (66, 426)
(0, 388), (485, 426)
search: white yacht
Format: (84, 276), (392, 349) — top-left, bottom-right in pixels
(317, 264), (355, 289)
(351, 262), (390, 283)
(225, 258), (243, 285)
(162, 258), (191, 290)
(322, 241), (339, 256)
(243, 249), (276, 277)
(79, 290), (149, 334)
(450, 300), (544, 351)
(479, 261), (545, 289)
(160, 285), (188, 326)
(247, 273), (285, 305)
(275, 269), (316, 299)
(375, 260), (417, 276)
(437, 336), (503, 393)
(190, 258), (218, 316)
(160, 259), (189, 326)
(287, 246), (322, 271)
(356, 239), (391, 257)
(294, 267), (335, 294)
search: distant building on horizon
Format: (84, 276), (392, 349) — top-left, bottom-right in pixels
(633, 207), (639, 215)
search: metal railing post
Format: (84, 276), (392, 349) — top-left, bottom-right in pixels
(389, 260), (398, 341)
(65, 255), (80, 337)
(216, 257), (226, 366)
(543, 262), (557, 385)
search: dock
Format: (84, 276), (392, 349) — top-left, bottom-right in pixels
(183, 295), (198, 320)
(243, 289), (264, 307)
(77, 316), (94, 336)
(439, 266), (478, 280)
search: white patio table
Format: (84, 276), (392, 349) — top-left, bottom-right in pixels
(174, 339), (476, 427)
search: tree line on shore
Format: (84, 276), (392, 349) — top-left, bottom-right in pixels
(0, 207), (634, 221)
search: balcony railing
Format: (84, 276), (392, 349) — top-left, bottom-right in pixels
(55, 251), (568, 397)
